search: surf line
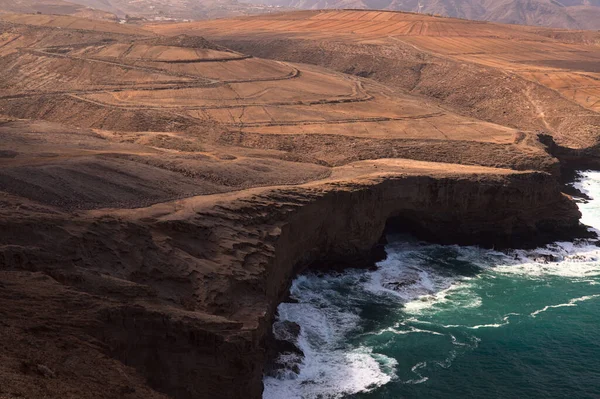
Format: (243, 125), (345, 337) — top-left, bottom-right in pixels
(530, 294), (600, 318)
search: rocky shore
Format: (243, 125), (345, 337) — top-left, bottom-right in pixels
(0, 159), (584, 399)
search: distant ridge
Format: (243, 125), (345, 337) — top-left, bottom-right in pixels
(242, 0), (600, 29)
(0, 0), (118, 21)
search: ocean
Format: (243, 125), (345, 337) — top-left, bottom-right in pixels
(263, 170), (600, 399)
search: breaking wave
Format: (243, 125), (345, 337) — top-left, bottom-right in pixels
(264, 171), (600, 399)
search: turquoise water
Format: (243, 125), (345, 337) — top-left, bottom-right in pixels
(264, 171), (600, 399)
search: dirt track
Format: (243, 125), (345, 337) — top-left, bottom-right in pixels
(149, 10), (600, 152)
(0, 11), (550, 178)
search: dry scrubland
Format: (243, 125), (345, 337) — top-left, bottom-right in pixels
(0, 11), (564, 211)
(150, 10), (600, 152)
(248, 0), (600, 30)
(0, 10), (596, 399)
(0, 0), (119, 21)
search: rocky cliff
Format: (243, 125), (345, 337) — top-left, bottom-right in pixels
(0, 161), (583, 399)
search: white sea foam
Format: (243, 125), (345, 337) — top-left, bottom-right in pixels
(403, 283), (483, 314)
(264, 171), (600, 398)
(530, 294), (600, 317)
(574, 170), (600, 233)
(403, 362), (429, 384)
(364, 247), (457, 302)
(263, 249), (482, 399)
(494, 243), (600, 279)
(434, 350), (457, 369)
(441, 313), (517, 329)
(366, 323), (445, 337)
(263, 348), (396, 399)
(263, 340), (397, 399)
(263, 274), (398, 399)
(449, 334), (469, 347)
(491, 171), (600, 279)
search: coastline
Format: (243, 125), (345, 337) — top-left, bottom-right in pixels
(0, 160), (586, 399)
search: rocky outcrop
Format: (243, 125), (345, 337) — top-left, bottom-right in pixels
(539, 133), (600, 171)
(0, 164), (584, 399)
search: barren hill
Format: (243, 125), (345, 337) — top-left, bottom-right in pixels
(0, 10), (594, 399)
(0, 11), (557, 176)
(0, 0), (118, 21)
(242, 0), (600, 29)
(149, 10), (600, 158)
(59, 0), (290, 21)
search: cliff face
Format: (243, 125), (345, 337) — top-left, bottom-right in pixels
(0, 164), (583, 399)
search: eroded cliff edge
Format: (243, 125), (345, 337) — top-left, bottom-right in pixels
(0, 160), (583, 399)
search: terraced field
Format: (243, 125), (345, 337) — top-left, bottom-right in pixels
(149, 10), (600, 150)
(149, 9), (571, 38)
(0, 11), (555, 190)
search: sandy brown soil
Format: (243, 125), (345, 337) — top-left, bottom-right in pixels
(0, 11), (592, 399)
(0, 0), (119, 21)
(149, 10), (600, 155)
(0, 12), (563, 178)
(247, 0), (600, 30)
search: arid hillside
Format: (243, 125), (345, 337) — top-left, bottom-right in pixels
(0, 10), (559, 181)
(0, 10), (593, 399)
(242, 0), (600, 29)
(0, 0), (118, 20)
(59, 0), (288, 21)
(149, 10), (600, 160)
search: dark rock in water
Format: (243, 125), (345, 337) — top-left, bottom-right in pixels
(273, 320), (301, 343)
(534, 254), (559, 264)
(385, 279), (418, 290)
(265, 321), (304, 378)
(281, 290), (299, 304)
(570, 254), (591, 261)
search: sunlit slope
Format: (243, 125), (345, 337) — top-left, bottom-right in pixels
(0, 12), (146, 33)
(150, 10), (600, 112)
(0, 0), (118, 21)
(148, 10), (600, 150)
(0, 12), (562, 211)
(231, 0), (600, 30)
